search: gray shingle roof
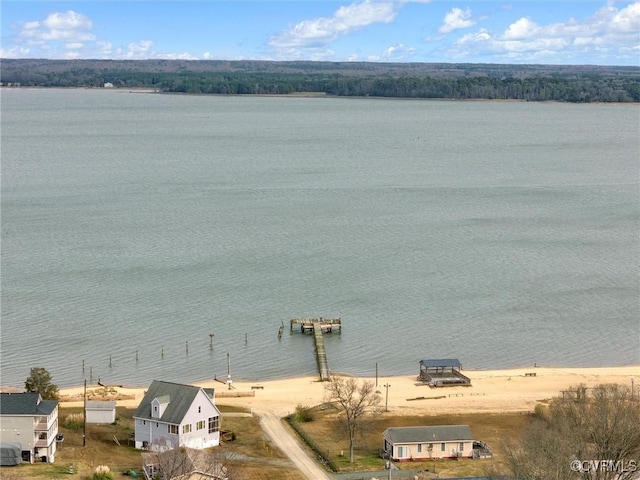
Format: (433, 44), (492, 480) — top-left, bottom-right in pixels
(420, 359), (462, 368)
(86, 401), (116, 410)
(0, 393), (58, 416)
(133, 380), (213, 425)
(383, 425), (473, 444)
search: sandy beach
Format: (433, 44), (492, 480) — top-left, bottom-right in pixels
(56, 365), (639, 417)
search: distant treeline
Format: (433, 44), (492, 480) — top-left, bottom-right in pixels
(2, 59), (639, 103)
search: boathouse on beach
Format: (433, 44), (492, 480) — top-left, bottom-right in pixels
(418, 359), (471, 387)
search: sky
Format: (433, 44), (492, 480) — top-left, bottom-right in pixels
(1, 1), (639, 65)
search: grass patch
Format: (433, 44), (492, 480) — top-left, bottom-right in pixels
(0, 403), (530, 479)
(292, 410), (532, 476)
(0, 406), (304, 480)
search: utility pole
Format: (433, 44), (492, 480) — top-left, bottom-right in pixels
(384, 383), (391, 412)
(227, 353), (232, 390)
(82, 379), (87, 447)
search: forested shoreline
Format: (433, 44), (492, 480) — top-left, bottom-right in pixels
(2, 59), (639, 102)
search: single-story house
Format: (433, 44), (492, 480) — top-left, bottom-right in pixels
(86, 401), (117, 424)
(382, 425), (474, 461)
(0, 392), (59, 464)
(133, 380), (221, 452)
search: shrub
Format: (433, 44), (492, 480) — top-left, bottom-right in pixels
(293, 404), (314, 423)
(92, 465), (115, 480)
(533, 403), (547, 420)
(63, 413), (84, 429)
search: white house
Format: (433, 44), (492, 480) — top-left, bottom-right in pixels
(382, 425), (474, 461)
(133, 381), (221, 452)
(0, 392), (59, 464)
(86, 401), (117, 424)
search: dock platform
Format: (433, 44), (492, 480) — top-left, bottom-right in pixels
(291, 317), (341, 381)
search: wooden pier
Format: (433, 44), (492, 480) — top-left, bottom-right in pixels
(290, 318), (341, 381)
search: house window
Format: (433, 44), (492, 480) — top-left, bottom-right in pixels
(197, 420), (205, 430)
(428, 443), (433, 450)
(198, 406), (201, 413)
(182, 424), (192, 434)
(441, 442), (445, 452)
(168, 424), (178, 434)
(417, 444), (422, 453)
(459, 442), (464, 452)
(208, 416), (219, 433)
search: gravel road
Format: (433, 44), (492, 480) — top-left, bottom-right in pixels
(257, 409), (334, 480)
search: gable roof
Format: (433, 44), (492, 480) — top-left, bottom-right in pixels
(133, 380), (215, 425)
(419, 359), (462, 368)
(0, 393), (58, 416)
(383, 425), (473, 444)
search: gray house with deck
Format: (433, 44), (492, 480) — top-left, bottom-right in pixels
(133, 381), (221, 452)
(0, 392), (59, 464)
(382, 425), (475, 460)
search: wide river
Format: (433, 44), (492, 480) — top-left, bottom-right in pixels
(1, 88), (638, 388)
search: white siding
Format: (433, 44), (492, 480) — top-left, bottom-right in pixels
(390, 440), (473, 460)
(0, 407), (59, 463)
(178, 390), (220, 449)
(86, 407), (116, 424)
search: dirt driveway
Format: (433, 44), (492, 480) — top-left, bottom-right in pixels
(257, 409), (333, 480)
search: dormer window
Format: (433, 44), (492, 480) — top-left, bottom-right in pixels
(151, 395), (170, 419)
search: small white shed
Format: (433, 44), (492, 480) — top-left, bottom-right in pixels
(86, 401), (117, 424)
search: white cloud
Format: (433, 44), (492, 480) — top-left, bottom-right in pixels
(268, 0), (399, 49)
(503, 17), (537, 40)
(20, 11), (95, 45)
(0, 46), (31, 58)
(439, 7), (477, 33)
(125, 40), (154, 58)
(382, 43), (416, 60)
(452, 1), (640, 63)
(5, 10), (202, 60)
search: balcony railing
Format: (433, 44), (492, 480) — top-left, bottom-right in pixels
(35, 437), (50, 447)
(34, 422), (48, 431)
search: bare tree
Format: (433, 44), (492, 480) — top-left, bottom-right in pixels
(505, 384), (640, 480)
(150, 447), (229, 480)
(325, 377), (381, 464)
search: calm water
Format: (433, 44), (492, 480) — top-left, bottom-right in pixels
(1, 88), (638, 389)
